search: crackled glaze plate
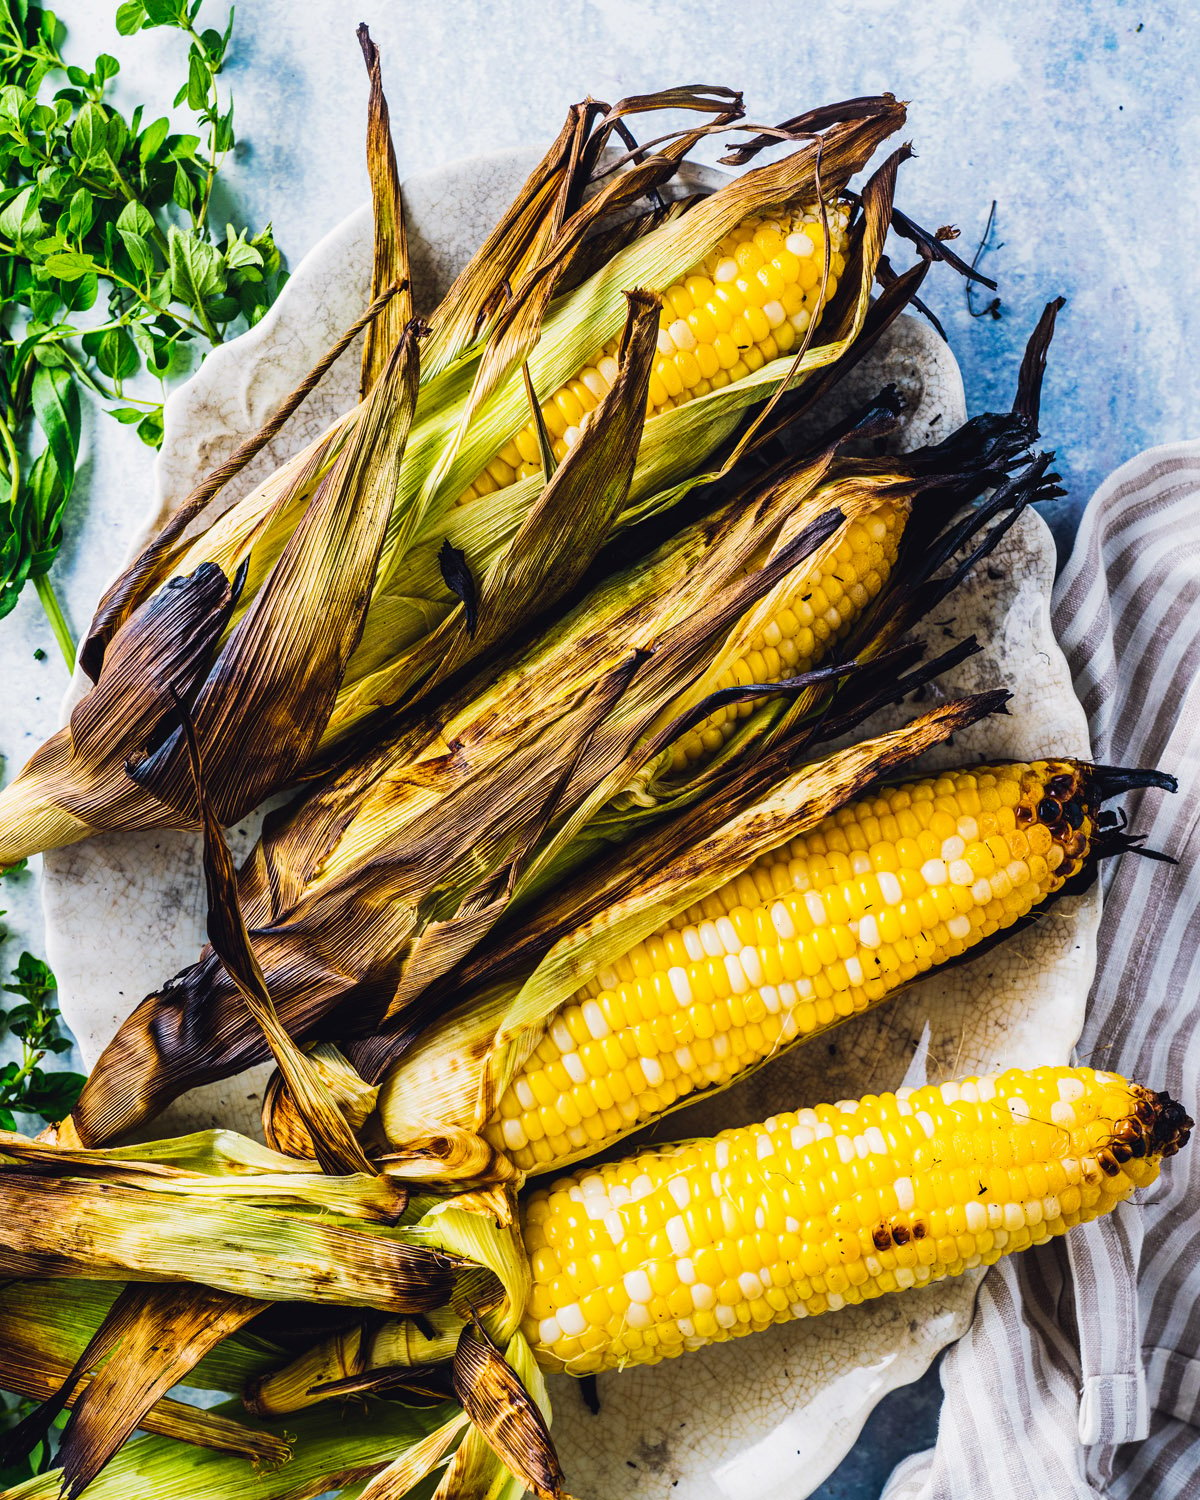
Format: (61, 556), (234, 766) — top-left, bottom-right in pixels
(41, 151), (1097, 1500)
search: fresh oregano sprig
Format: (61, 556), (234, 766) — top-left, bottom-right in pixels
(0, 861), (83, 1131)
(0, 947), (83, 1129)
(0, 0), (285, 664)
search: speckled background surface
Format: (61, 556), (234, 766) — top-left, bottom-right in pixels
(0, 1), (1193, 1492)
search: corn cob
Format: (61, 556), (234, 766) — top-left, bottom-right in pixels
(487, 761), (1100, 1173)
(522, 1066), (1192, 1375)
(666, 502), (906, 774)
(458, 206), (852, 504)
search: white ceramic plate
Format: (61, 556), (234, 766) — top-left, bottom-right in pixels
(41, 153), (1097, 1499)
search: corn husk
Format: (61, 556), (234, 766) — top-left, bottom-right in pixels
(0, 1284), (275, 1499)
(0, 1286), (287, 1473)
(0, 65), (913, 868)
(367, 692), (1004, 1171)
(0, 1122), (457, 1311)
(71, 354), (1055, 1150)
(0, 1396), (462, 1500)
(0, 1279), (283, 1393)
(0, 1122), (545, 1496)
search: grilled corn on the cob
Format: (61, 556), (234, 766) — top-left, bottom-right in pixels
(459, 206), (851, 505)
(665, 502), (906, 774)
(523, 1066), (1192, 1374)
(488, 761), (1100, 1173)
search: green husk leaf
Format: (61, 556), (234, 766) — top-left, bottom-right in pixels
(0, 1171), (453, 1310)
(0, 1125), (405, 1218)
(356, 287), (661, 715)
(1, 1397), (459, 1500)
(353, 1413), (470, 1500)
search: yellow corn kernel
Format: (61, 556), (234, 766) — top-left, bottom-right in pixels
(667, 506), (908, 774)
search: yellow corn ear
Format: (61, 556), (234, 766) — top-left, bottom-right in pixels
(488, 761), (1097, 1174)
(522, 1065), (1191, 1374)
(459, 205), (851, 503)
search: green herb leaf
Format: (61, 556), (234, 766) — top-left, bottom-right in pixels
(0, 0), (285, 657)
(40, 249), (98, 280)
(137, 112), (169, 161)
(136, 407), (164, 447)
(3, 952), (56, 1005)
(144, 0), (184, 25)
(116, 0), (149, 32)
(167, 223), (225, 302)
(71, 100), (109, 164)
(186, 46), (209, 109)
(66, 186), (95, 239)
(222, 223), (262, 270)
(31, 364), (80, 494)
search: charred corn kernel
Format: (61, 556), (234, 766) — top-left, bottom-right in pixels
(524, 1068), (1192, 1373)
(458, 204), (852, 504)
(487, 762), (1106, 1174)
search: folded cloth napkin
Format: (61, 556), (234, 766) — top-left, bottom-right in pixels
(882, 441), (1200, 1499)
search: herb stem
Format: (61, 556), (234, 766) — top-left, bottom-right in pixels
(0, 412), (20, 511)
(33, 573), (75, 667)
(182, 22), (223, 226)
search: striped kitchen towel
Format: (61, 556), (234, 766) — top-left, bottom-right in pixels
(882, 441), (1200, 1498)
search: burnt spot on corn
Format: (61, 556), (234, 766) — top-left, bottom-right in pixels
(873, 1216), (920, 1249)
(1129, 1085), (1194, 1159)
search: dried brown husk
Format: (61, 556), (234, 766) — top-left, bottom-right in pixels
(0, 1288), (287, 1472)
(72, 357), (1053, 1152)
(70, 419), (877, 1145)
(3, 1285), (273, 1500)
(0, 75), (911, 869)
(451, 1323), (567, 1500)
